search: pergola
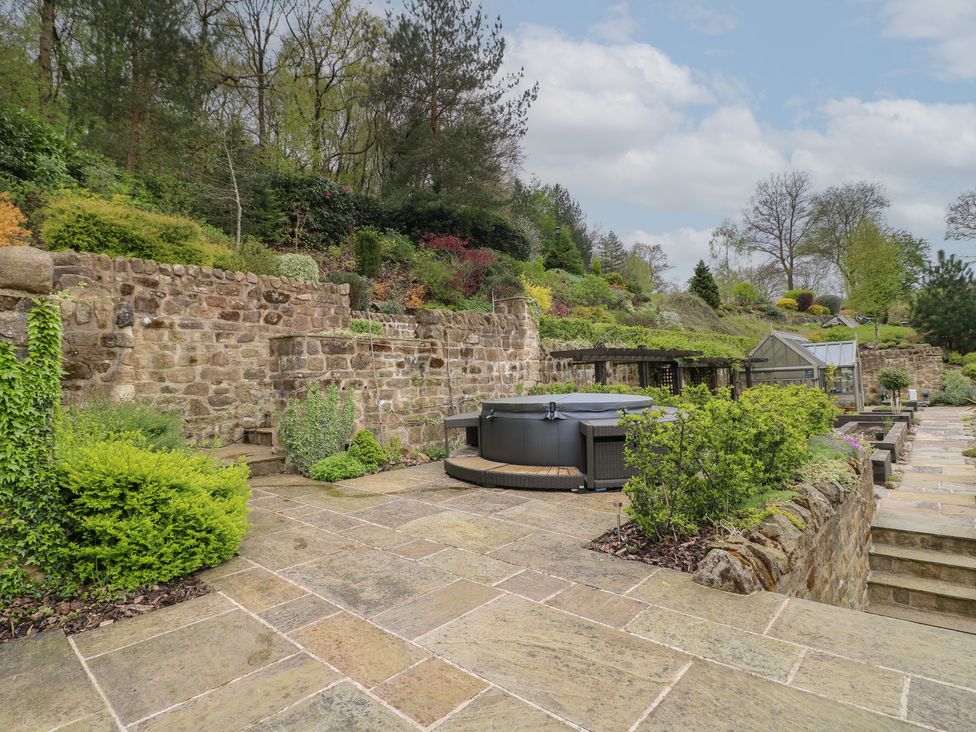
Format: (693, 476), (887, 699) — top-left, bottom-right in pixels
(548, 346), (767, 395)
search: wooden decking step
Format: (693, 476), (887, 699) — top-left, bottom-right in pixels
(866, 602), (976, 635)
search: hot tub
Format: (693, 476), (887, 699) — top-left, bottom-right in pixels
(478, 393), (654, 470)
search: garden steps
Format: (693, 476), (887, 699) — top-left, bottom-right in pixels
(869, 544), (976, 586)
(244, 427), (275, 447)
(866, 601), (976, 635)
(867, 570), (976, 617)
(210, 443), (292, 477)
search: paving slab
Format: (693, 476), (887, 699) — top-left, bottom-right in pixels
(246, 508), (299, 538)
(389, 538), (444, 559)
(293, 507), (366, 532)
(627, 568), (786, 633)
(420, 594), (690, 732)
(638, 660), (915, 731)
(495, 499), (616, 539)
(767, 596), (976, 688)
(87, 610), (295, 724)
(421, 547), (522, 584)
(340, 522), (411, 549)
(489, 531), (652, 593)
(280, 545), (454, 616)
(73, 592), (235, 658)
(0, 630), (105, 732)
(294, 485), (396, 513)
(211, 567), (306, 612)
(546, 583), (646, 628)
(372, 579), (501, 639)
(237, 525), (355, 571)
(374, 657), (488, 726)
(626, 605), (801, 681)
(289, 612), (426, 687)
(436, 688), (574, 731)
(56, 709), (119, 731)
(193, 555), (255, 582)
(494, 570), (572, 601)
(399, 510), (535, 552)
(247, 681), (416, 731)
(349, 497), (447, 527)
(440, 489), (534, 515)
(248, 495), (304, 513)
(907, 676), (976, 732)
(258, 593), (340, 633)
(132, 653), (338, 732)
(789, 651), (906, 717)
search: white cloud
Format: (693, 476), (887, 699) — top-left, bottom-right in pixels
(879, 0), (976, 78)
(587, 3), (640, 44)
(622, 228), (713, 284)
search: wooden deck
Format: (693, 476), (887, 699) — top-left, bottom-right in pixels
(445, 456), (585, 490)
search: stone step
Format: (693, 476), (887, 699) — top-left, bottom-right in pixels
(866, 602), (976, 635)
(868, 570), (976, 617)
(211, 443), (292, 477)
(870, 544), (976, 586)
(245, 427), (275, 447)
(871, 516), (976, 557)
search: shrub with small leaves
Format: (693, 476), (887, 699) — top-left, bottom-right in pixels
(776, 297), (798, 311)
(347, 429), (386, 472)
(808, 304), (830, 316)
(61, 399), (184, 452)
(349, 318), (383, 337)
(310, 453), (367, 482)
(931, 370), (976, 406)
(278, 382), (355, 475)
(961, 363), (976, 382)
(0, 192), (30, 246)
(877, 365), (912, 406)
(277, 253), (319, 281)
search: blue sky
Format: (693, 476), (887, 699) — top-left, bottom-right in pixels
(475, 0), (976, 282)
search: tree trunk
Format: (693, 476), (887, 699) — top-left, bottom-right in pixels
(225, 136), (242, 249)
(126, 92), (141, 172)
(38, 0), (55, 119)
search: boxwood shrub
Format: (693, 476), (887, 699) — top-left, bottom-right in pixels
(58, 441), (250, 590)
(310, 453), (367, 482)
(347, 429), (385, 472)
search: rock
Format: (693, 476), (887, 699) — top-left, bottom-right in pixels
(757, 513), (805, 562)
(793, 482), (835, 525)
(693, 549), (761, 595)
(0, 247), (53, 294)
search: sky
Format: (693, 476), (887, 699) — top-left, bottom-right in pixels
(473, 0), (976, 282)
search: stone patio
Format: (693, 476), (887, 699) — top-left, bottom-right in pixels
(5, 446), (976, 730)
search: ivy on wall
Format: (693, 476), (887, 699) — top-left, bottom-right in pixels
(0, 298), (67, 598)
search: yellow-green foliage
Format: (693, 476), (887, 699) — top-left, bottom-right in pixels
(40, 195), (233, 265)
(776, 297), (798, 311)
(347, 429), (385, 472)
(58, 441), (250, 590)
(520, 275), (552, 312)
(310, 453), (367, 482)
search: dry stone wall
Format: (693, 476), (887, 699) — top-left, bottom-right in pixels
(859, 344), (944, 403)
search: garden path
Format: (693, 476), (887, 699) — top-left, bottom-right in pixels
(5, 460), (976, 731)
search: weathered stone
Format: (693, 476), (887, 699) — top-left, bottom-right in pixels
(248, 682), (415, 731)
(693, 549), (762, 595)
(0, 246), (53, 293)
(375, 658), (487, 726)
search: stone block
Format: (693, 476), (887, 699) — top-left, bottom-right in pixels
(0, 246), (53, 293)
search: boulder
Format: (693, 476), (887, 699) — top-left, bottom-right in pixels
(0, 247), (53, 294)
(693, 549), (762, 595)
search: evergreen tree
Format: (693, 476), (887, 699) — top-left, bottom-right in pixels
(597, 230), (626, 273)
(354, 228), (381, 277)
(543, 227), (584, 274)
(911, 251), (976, 353)
(687, 260), (721, 309)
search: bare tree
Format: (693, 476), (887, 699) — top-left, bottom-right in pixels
(737, 170), (818, 291)
(946, 190), (976, 241)
(224, 0), (293, 147)
(810, 181), (889, 294)
(631, 241), (672, 292)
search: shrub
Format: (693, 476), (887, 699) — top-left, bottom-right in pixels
(808, 304), (830, 316)
(568, 274), (616, 307)
(963, 352), (976, 366)
(390, 200), (530, 259)
(380, 232), (416, 266)
(521, 275), (552, 312)
(572, 306), (616, 323)
(309, 453), (367, 482)
(277, 253), (319, 281)
(795, 292), (815, 312)
(61, 400), (184, 452)
(422, 444), (447, 461)
(347, 429), (386, 472)
(877, 365), (913, 406)
(0, 298), (65, 598)
(412, 249), (462, 304)
(0, 192), (30, 246)
(40, 195), (233, 265)
(349, 318), (383, 337)
(962, 363), (976, 381)
(783, 289), (814, 302)
(278, 382), (355, 475)
(354, 228), (382, 277)
(795, 453), (859, 492)
(776, 297), (798, 311)
(948, 352), (964, 365)
(657, 310), (683, 329)
(931, 370), (976, 406)
(58, 441), (249, 590)
(212, 237), (280, 275)
(816, 294), (843, 315)
(328, 271), (373, 310)
(731, 282), (760, 306)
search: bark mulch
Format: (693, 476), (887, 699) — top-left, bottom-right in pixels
(590, 522), (715, 573)
(1, 577), (211, 643)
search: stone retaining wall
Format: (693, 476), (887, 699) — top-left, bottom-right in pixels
(859, 344), (944, 403)
(693, 457), (875, 610)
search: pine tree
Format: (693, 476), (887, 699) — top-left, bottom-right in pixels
(354, 229), (382, 277)
(543, 227), (584, 274)
(688, 260), (721, 309)
(597, 230), (626, 273)
(911, 251), (976, 353)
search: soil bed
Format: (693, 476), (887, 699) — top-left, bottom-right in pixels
(590, 522), (714, 573)
(1, 577), (211, 643)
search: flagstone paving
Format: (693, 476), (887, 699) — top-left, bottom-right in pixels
(7, 459), (976, 731)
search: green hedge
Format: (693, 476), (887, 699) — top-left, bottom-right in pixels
(539, 316), (754, 359)
(59, 441), (250, 590)
(310, 453), (367, 482)
(40, 195), (234, 265)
